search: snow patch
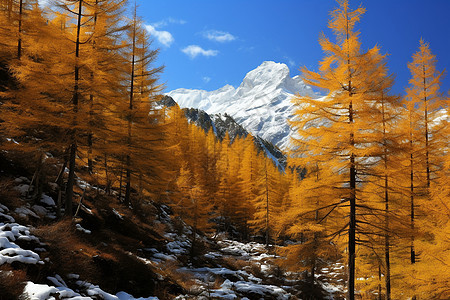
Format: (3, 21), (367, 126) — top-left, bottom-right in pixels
(166, 239), (190, 255)
(75, 224), (91, 234)
(210, 279), (291, 300)
(0, 222), (43, 265)
(22, 279), (160, 299)
(113, 208), (124, 220)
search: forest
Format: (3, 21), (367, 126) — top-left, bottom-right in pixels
(0, 0), (448, 299)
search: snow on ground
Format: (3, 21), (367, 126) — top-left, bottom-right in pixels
(1, 203), (46, 265)
(75, 223), (91, 234)
(0, 222), (44, 265)
(22, 281), (159, 300)
(10, 177), (58, 220)
(172, 239), (292, 299)
(210, 279), (290, 300)
(317, 262), (346, 299)
(2, 178), (346, 299)
(0, 201), (160, 300)
(112, 208), (124, 220)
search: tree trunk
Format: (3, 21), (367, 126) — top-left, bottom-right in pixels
(348, 152), (356, 300)
(423, 64), (430, 188)
(56, 189), (62, 219)
(65, 0), (83, 217)
(382, 99), (391, 300)
(87, 95), (93, 174)
(104, 153), (110, 195)
(87, 0), (98, 174)
(410, 118), (416, 300)
(191, 216), (197, 260)
(17, 0), (23, 59)
(124, 154), (131, 206)
(124, 6), (137, 207)
(55, 147), (69, 218)
(378, 263), (382, 300)
(118, 162), (123, 202)
(65, 142), (76, 216)
(410, 152), (416, 264)
(348, 97), (356, 300)
(32, 153), (45, 202)
(384, 175), (391, 300)
(346, 10), (356, 297)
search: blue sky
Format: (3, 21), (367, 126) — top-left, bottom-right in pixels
(137, 0), (450, 96)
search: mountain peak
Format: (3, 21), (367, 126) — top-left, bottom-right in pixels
(167, 61), (319, 149)
(239, 61), (290, 91)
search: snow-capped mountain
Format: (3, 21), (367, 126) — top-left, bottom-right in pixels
(167, 61), (320, 150)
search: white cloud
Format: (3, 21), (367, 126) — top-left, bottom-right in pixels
(203, 76), (211, 83)
(152, 18), (187, 28)
(203, 30), (236, 43)
(145, 24), (174, 47)
(238, 46), (255, 53)
(182, 45), (219, 59)
(282, 55), (296, 68)
(287, 58), (296, 67)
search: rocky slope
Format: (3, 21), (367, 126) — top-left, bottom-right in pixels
(160, 95), (286, 168)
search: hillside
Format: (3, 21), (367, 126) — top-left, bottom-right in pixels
(1, 1), (448, 299)
(0, 154), (343, 299)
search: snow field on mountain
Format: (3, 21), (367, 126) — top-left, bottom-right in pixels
(167, 61), (320, 150)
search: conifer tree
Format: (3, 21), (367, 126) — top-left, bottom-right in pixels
(215, 132), (249, 235)
(204, 129), (220, 207)
(81, 0), (127, 174)
(290, 1), (398, 298)
(280, 160), (341, 284)
(5, 1), (85, 215)
(238, 135), (260, 239)
(7, 0), (135, 215)
(119, 5), (163, 206)
(406, 40), (445, 189)
(249, 155), (281, 246)
(394, 40), (449, 299)
(173, 126), (216, 257)
(0, 0), (35, 60)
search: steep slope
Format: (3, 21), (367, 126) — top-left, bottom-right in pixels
(0, 172), (342, 299)
(160, 95), (286, 167)
(184, 107), (286, 167)
(167, 61), (320, 150)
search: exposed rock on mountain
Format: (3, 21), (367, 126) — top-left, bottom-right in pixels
(167, 61), (320, 150)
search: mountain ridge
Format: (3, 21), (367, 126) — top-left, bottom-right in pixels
(167, 61), (321, 150)
(160, 95), (286, 168)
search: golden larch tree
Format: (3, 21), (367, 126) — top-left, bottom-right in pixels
(289, 1), (399, 298)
